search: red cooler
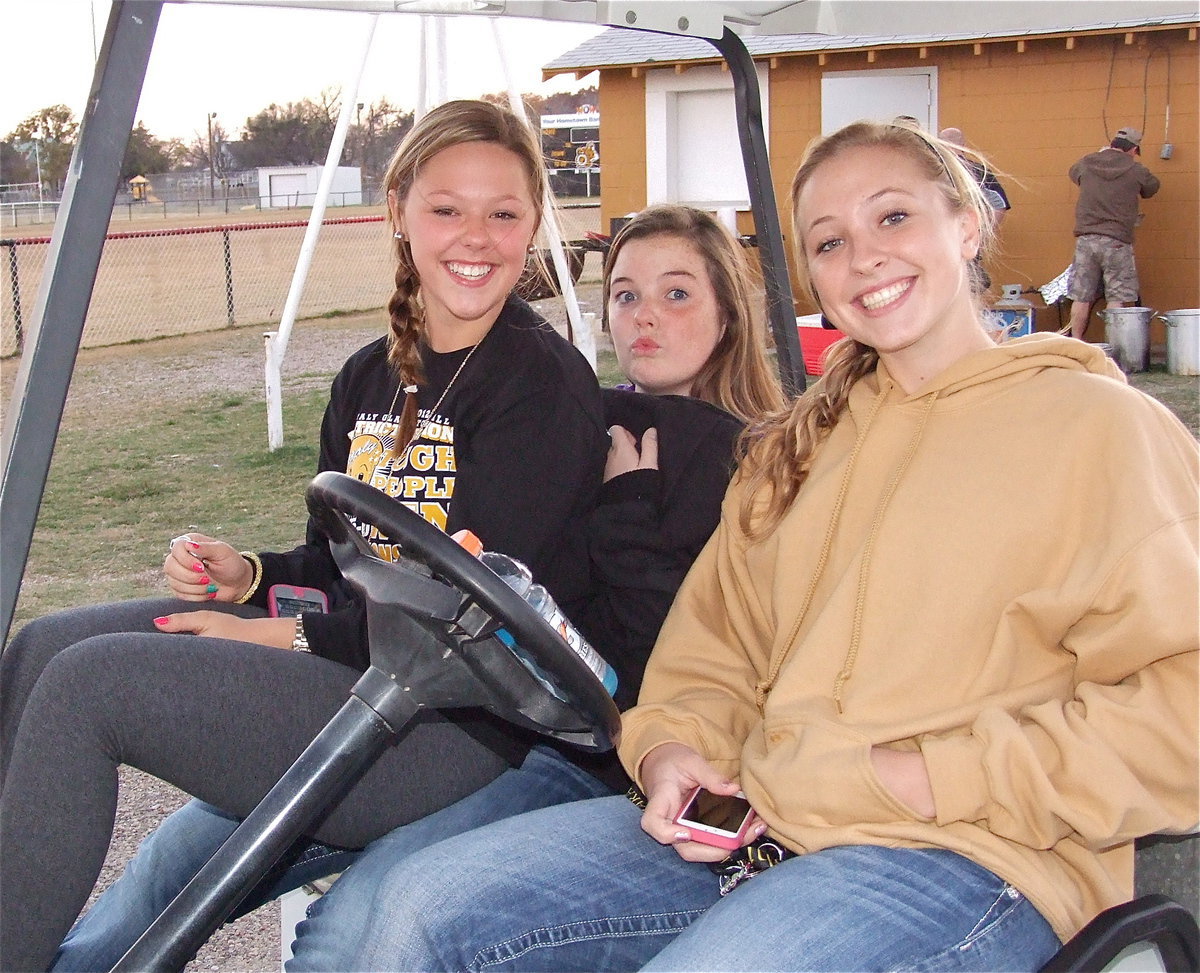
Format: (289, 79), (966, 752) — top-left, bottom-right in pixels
(797, 315), (845, 375)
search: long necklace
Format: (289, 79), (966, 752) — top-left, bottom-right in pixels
(385, 339), (481, 471)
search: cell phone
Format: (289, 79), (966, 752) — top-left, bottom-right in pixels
(673, 786), (756, 850)
(267, 584), (329, 617)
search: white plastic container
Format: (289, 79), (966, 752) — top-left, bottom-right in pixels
(1159, 309), (1200, 376)
(1099, 307), (1154, 373)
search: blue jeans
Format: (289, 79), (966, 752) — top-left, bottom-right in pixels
(287, 746), (615, 970)
(53, 799), (357, 971)
(52, 747), (614, 971)
(353, 795), (1062, 972)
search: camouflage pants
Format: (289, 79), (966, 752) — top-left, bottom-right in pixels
(1068, 234), (1140, 303)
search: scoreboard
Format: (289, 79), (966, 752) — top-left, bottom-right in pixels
(541, 109), (600, 197)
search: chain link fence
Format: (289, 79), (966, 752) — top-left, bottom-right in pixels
(1, 204), (600, 358)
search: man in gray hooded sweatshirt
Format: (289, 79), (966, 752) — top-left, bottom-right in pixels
(1066, 126), (1160, 339)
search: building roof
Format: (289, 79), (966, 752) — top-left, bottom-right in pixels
(543, 11), (1197, 76)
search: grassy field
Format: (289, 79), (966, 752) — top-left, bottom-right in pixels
(5, 309), (622, 628)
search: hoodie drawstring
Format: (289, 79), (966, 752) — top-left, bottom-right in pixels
(754, 384), (889, 712)
(832, 390), (939, 712)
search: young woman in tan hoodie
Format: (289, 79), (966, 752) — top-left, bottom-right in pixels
(334, 120), (1196, 973)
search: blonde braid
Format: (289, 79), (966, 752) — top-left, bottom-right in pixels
(382, 257), (425, 467)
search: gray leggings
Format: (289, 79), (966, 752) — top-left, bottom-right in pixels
(0, 598), (511, 972)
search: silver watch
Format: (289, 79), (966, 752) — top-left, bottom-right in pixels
(291, 614), (311, 653)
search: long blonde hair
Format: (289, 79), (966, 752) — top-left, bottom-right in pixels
(602, 205), (785, 423)
(381, 99), (549, 387)
(737, 120), (996, 538)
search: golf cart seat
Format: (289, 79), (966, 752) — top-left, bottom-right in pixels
(1041, 832), (1199, 973)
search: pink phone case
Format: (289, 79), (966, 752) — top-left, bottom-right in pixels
(267, 584), (329, 617)
(673, 786), (755, 851)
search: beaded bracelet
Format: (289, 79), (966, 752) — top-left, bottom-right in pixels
(234, 551), (264, 604)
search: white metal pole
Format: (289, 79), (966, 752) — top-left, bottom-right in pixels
(416, 17), (429, 119)
(34, 139), (44, 223)
(433, 16), (448, 105)
(266, 13), (378, 450)
(490, 18), (596, 370)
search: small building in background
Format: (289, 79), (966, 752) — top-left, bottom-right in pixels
(542, 9), (1198, 338)
(257, 165), (362, 209)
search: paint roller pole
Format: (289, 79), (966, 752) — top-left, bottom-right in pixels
(266, 14), (378, 450)
(492, 19), (596, 371)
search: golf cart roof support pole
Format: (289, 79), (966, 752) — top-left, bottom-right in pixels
(707, 27), (805, 398)
(0, 1), (162, 648)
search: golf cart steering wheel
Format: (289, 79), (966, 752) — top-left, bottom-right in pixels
(306, 470), (620, 752)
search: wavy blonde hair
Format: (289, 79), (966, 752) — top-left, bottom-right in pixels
(602, 205), (785, 423)
(737, 121), (997, 538)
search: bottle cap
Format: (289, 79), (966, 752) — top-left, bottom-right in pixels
(452, 529), (483, 557)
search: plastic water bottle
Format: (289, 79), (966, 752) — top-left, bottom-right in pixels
(454, 531), (618, 698)
(524, 583), (619, 696)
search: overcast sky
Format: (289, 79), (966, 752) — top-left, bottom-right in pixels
(1, 1), (604, 142)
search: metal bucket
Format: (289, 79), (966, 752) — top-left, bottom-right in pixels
(1099, 307), (1154, 373)
(1158, 309), (1200, 376)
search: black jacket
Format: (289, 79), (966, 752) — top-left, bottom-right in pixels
(562, 389), (743, 788)
(249, 295), (608, 673)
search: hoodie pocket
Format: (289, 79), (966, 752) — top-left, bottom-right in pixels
(750, 717), (929, 829)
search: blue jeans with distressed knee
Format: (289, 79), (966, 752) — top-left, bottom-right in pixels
(351, 795), (1062, 972)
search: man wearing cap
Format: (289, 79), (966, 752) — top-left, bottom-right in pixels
(1066, 127), (1160, 340)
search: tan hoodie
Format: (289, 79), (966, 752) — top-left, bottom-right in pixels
(619, 333), (1199, 942)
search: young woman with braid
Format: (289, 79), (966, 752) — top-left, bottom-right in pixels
(37, 203), (785, 971)
(0, 99), (609, 972)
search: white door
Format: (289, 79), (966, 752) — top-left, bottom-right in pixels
(268, 173), (308, 208)
(821, 68), (937, 133)
(672, 88), (749, 207)
(644, 63), (768, 210)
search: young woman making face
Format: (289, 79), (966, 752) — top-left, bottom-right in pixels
(607, 235), (726, 397)
(598, 205), (784, 487)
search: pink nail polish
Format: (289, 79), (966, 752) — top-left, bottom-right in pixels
(153, 617), (169, 625)
(207, 592), (217, 600)
(188, 541), (201, 549)
(191, 563), (204, 572)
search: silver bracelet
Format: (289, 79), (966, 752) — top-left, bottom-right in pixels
(291, 614), (311, 653)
